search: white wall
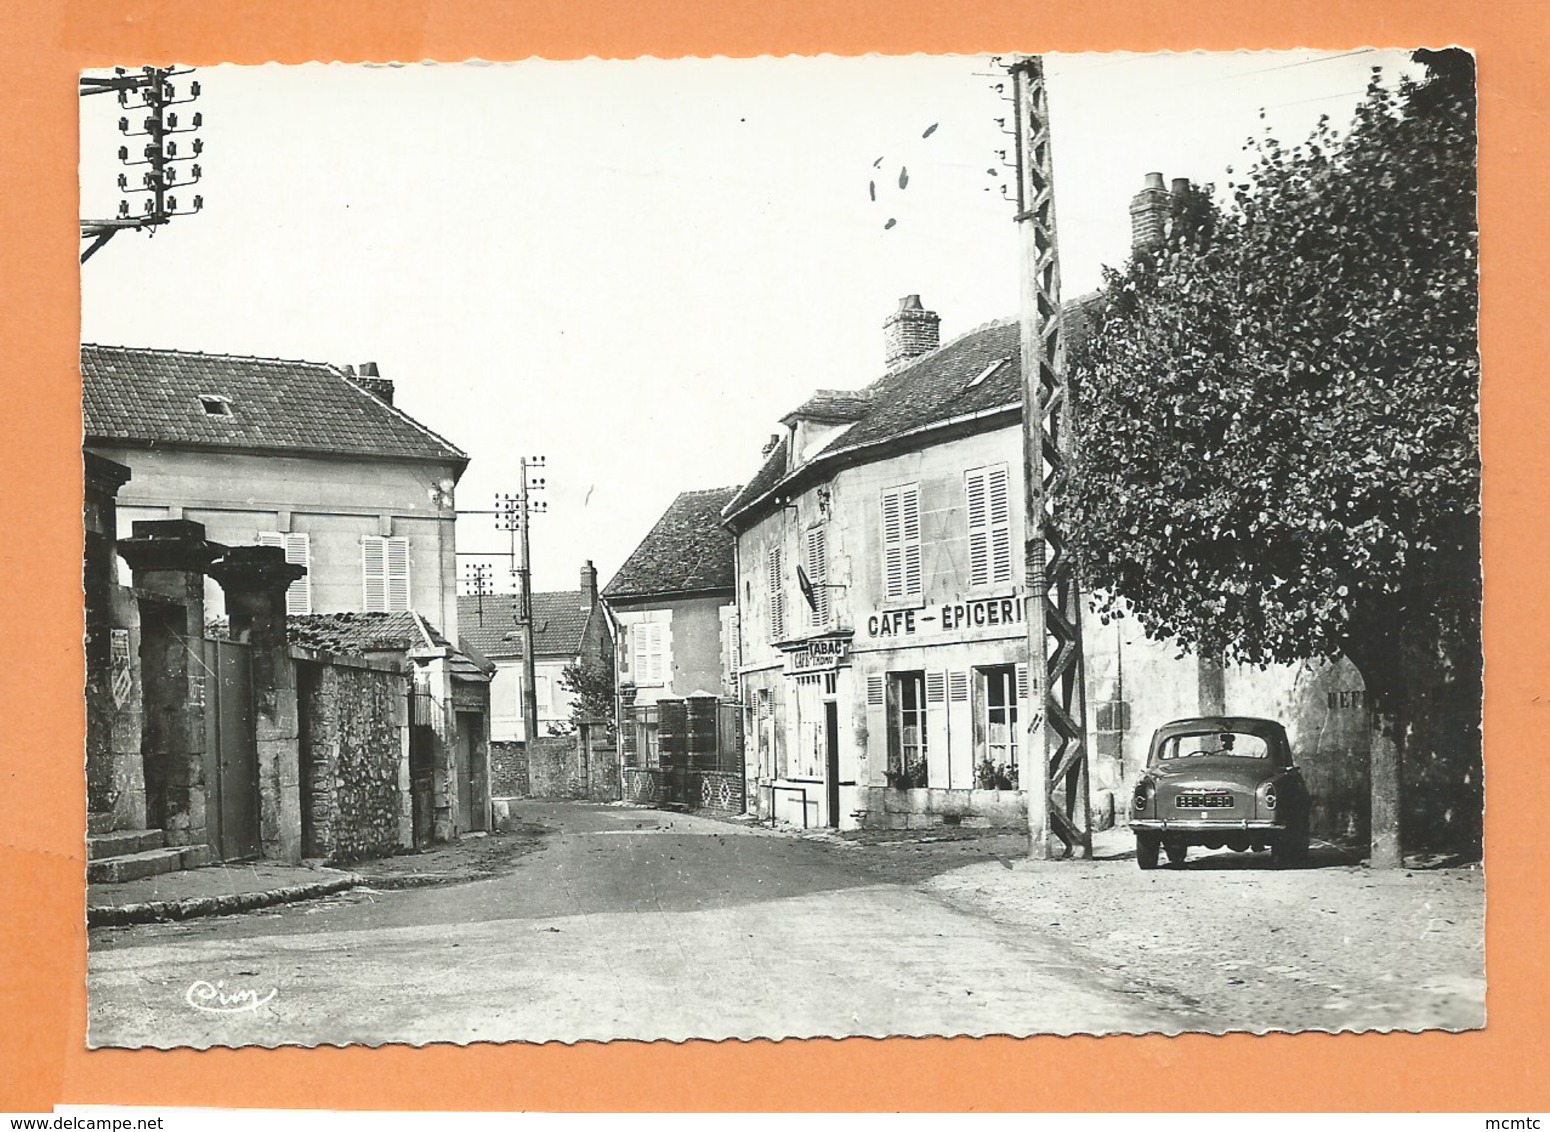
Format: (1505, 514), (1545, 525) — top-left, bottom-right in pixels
(96, 444), (462, 639)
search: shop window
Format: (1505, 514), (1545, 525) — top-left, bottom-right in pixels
(975, 665), (1019, 789)
(886, 671), (928, 788)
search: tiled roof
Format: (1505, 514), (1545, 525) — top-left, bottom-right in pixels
(457, 591), (595, 660)
(602, 486), (741, 601)
(82, 344), (467, 465)
(722, 301), (1098, 526)
(780, 388), (874, 426)
(285, 611), (448, 654)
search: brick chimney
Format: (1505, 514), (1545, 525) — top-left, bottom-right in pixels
(883, 295), (940, 370)
(353, 361), (395, 406)
(1129, 172), (1170, 252)
(580, 560), (598, 611)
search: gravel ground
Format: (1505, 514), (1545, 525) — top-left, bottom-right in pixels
(917, 835), (1485, 1034)
(342, 823), (548, 889)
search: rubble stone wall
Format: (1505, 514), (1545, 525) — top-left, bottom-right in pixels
(299, 656), (410, 863)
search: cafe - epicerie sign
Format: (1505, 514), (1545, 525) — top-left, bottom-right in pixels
(865, 594), (1027, 638)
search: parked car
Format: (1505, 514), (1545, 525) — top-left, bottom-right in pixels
(1129, 716), (1310, 869)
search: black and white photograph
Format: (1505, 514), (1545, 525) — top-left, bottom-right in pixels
(78, 49), (1483, 1049)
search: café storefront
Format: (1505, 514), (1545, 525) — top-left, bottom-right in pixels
(751, 593), (1032, 831)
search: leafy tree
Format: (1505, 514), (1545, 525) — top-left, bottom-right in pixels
(1065, 51), (1479, 858)
(557, 656), (617, 738)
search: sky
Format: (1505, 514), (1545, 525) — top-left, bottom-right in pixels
(80, 50), (1419, 595)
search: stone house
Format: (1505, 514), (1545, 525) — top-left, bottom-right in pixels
(457, 562), (614, 744)
(603, 487), (745, 811)
(723, 281), (1370, 838)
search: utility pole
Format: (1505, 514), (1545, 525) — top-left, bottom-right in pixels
(1009, 55), (1092, 860)
(79, 66), (205, 263)
(498, 458), (547, 747)
(463, 561), (492, 625)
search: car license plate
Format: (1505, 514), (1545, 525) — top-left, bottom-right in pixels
(1176, 792), (1233, 808)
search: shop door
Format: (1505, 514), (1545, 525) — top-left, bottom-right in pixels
(825, 700), (840, 827)
(202, 637), (260, 861)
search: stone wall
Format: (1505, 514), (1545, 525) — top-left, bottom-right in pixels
(493, 734), (618, 802)
(491, 740), (529, 797)
(298, 654), (411, 863)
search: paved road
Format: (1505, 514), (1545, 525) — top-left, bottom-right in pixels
(88, 802), (1168, 1047)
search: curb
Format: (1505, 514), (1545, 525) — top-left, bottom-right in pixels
(87, 874), (362, 928)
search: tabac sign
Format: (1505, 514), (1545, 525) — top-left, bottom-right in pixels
(783, 635), (851, 675)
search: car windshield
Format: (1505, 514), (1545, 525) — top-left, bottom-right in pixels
(1157, 731), (1271, 760)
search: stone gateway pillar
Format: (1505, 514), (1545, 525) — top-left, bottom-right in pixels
(210, 544), (307, 863)
(116, 519), (222, 848)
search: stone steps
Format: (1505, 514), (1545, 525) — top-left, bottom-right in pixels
(88, 843), (215, 884)
(87, 828), (165, 860)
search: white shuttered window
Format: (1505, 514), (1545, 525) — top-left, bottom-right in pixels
(632, 622), (666, 686)
(362, 535), (411, 612)
(257, 531), (312, 615)
(881, 483), (923, 601)
(966, 464), (1013, 586)
(767, 546), (786, 640)
(805, 525), (830, 627)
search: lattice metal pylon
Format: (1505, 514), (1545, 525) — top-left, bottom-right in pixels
(1011, 55), (1092, 860)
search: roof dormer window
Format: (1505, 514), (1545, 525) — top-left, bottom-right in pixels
(967, 359), (1007, 389)
(198, 394), (233, 417)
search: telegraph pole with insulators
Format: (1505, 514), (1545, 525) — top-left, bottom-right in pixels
(1007, 55), (1093, 860)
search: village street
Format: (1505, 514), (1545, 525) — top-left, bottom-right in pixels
(87, 801), (1484, 1048)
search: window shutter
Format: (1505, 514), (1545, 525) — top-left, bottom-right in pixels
(259, 531), (311, 615)
(988, 465), (1013, 584)
(882, 484), (922, 600)
(386, 537), (411, 612)
(865, 674), (886, 786)
(1015, 661), (1030, 703)
(806, 526), (829, 627)
(926, 670), (949, 788)
(946, 669), (974, 788)
(965, 469), (989, 587)
(881, 489), (903, 600)
(901, 485), (922, 597)
(767, 547), (785, 640)
(362, 537), (388, 612)
(635, 622), (665, 686)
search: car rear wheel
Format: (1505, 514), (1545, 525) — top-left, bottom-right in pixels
(1270, 834), (1308, 868)
(1136, 834), (1160, 870)
(1165, 843), (1187, 866)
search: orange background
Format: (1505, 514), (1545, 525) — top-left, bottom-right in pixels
(1, 0), (1545, 1113)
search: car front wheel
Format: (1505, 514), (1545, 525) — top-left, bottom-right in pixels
(1137, 834), (1160, 870)
(1165, 842), (1188, 866)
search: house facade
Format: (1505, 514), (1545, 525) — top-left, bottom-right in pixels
(603, 487), (744, 810)
(724, 291), (1372, 838)
(457, 562), (614, 743)
(83, 349), (465, 640)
